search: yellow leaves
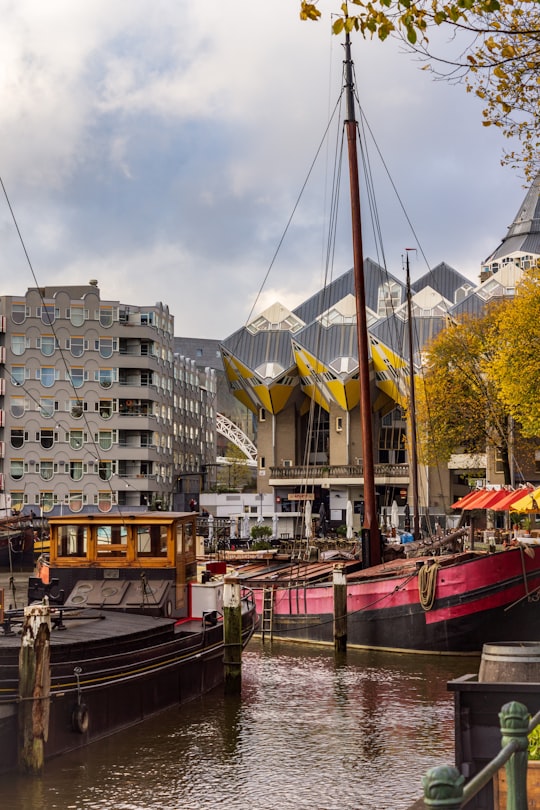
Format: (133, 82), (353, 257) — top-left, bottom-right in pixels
(298, 0), (540, 180)
(500, 43), (516, 59)
(299, 2), (321, 21)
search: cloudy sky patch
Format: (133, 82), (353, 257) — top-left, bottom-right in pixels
(0, 1), (526, 338)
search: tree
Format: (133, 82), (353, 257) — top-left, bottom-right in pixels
(491, 264), (540, 437)
(300, 1), (540, 178)
(216, 442), (255, 492)
(414, 306), (514, 482)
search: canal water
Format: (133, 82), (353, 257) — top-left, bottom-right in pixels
(2, 640), (476, 810)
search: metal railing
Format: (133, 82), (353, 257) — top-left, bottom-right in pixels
(422, 701), (540, 809)
(269, 462), (409, 480)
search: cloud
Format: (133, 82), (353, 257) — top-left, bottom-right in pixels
(0, 1), (527, 339)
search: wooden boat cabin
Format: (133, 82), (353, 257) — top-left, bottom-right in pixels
(31, 511), (202, 619)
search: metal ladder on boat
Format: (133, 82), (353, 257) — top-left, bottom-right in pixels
(261, 586), (274, 642)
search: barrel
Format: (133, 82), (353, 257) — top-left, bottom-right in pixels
(479, 642), (540, 683)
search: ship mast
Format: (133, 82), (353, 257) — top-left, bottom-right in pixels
(405, 250), (420, 540)
(344, 34), (381, 567)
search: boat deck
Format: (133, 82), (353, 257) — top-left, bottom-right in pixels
(0, 607), (178, 650)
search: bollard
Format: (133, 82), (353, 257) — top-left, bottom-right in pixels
(499, 701), (529, 810)
(423, 765), (464, 809)
(223, 574), (242, 695)
(333, 564), (347, 654)
(18, 601), (52, 774)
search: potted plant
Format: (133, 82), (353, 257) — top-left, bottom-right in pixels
(495, 723), (540, 808)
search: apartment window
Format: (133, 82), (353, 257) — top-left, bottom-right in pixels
(69, 430), (85, 450)
(10, 491), (25, 512)
(10, 366), (26, 386)
(99, 307), (114, 327)
(377, 281), (401, 317)
(67, 368), (86, 388)
(39, 429), (55, 449)
(97, 337), (115, 359)
(97, 368), (114, 388)
(10, 429), (26, 448)
(259, 408), (266, 422)
(39, 305), (58, 325)
(98, 400), (113, 419)
(97, 492), (113, 512)
(68, 306), (87, 327)
(10, 459), (24, 480)
(98, 460), (114, 481)
(39, 460), (55, 481)
(38, 367), (57, 387)
(39, 398), (56, 418)
(11, 303), (28, 324)
(38, 335), (58, 356)
(96, 430), (114, 451)
(68, 337), (86, 357)
(378, 427), (406, 464)
(69, 461), (85, 481)
(11, 334), (28, 356)
(68, 492), (84, 512)
(39, 492), (54, 513)
(69, 399), (84, 418)
(10, 397), (26, 418)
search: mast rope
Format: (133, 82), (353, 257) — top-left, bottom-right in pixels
(418, 561), (440, 611)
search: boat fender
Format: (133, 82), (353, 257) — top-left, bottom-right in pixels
(72, 703), (89, 734)
(165, 599), (172, 617)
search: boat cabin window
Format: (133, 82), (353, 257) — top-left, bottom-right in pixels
(176, 521), (194, 555)
(57, 525), (89, 557)
(96, 525), (127, 558)
(136, 525), (168, 557)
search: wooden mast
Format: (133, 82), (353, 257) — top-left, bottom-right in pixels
(405, 250), (421, 540)
(344, 34), (381, 567)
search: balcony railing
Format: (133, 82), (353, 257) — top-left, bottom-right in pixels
(269, 463), (409, 480)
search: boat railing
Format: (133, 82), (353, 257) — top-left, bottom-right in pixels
(422, 700), (539, 809)
(269, 463), (409, 480)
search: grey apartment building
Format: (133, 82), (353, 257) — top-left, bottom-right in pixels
(0, 281), (216, 516)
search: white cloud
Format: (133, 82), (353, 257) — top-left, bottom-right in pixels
(0, 0), (528, 338)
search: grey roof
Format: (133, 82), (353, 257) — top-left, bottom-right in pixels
(292, 322), (359, 368)
(220, 329), (296, 379)
(292, 259), (404, 323)
(485, 174), (540, 262)
(370, 314), (447, 359)
(412, 262), (474, 303)
(448, 292), (488, 319)
(174, 337), (224, 371)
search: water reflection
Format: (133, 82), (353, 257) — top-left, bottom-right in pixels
(1, 641), (476, 810)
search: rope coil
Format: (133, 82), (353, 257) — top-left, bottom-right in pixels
(418, 561), (440, 611)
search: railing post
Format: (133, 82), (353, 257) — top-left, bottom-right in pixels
(422, 765), (464, 810)
(499, 701), (529, 810)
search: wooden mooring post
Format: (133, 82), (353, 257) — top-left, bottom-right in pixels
(223, 574), (242, 695)
(333, 564), (347, 654)
(18, 602), (52, 774)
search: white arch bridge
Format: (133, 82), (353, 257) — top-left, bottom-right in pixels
(216, 413), (257, 467)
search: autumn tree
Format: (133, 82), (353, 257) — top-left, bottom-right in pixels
(491, 264), (540, 436)
(300, 1), (540, 178)
(415, 306), (514, 482)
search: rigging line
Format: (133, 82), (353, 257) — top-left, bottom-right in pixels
(0, 177), (139, 518)
(0, 175), (114, 479)
(242, 94), (344, 330)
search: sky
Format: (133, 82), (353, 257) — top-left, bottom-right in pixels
(0, 1), (530, 339)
